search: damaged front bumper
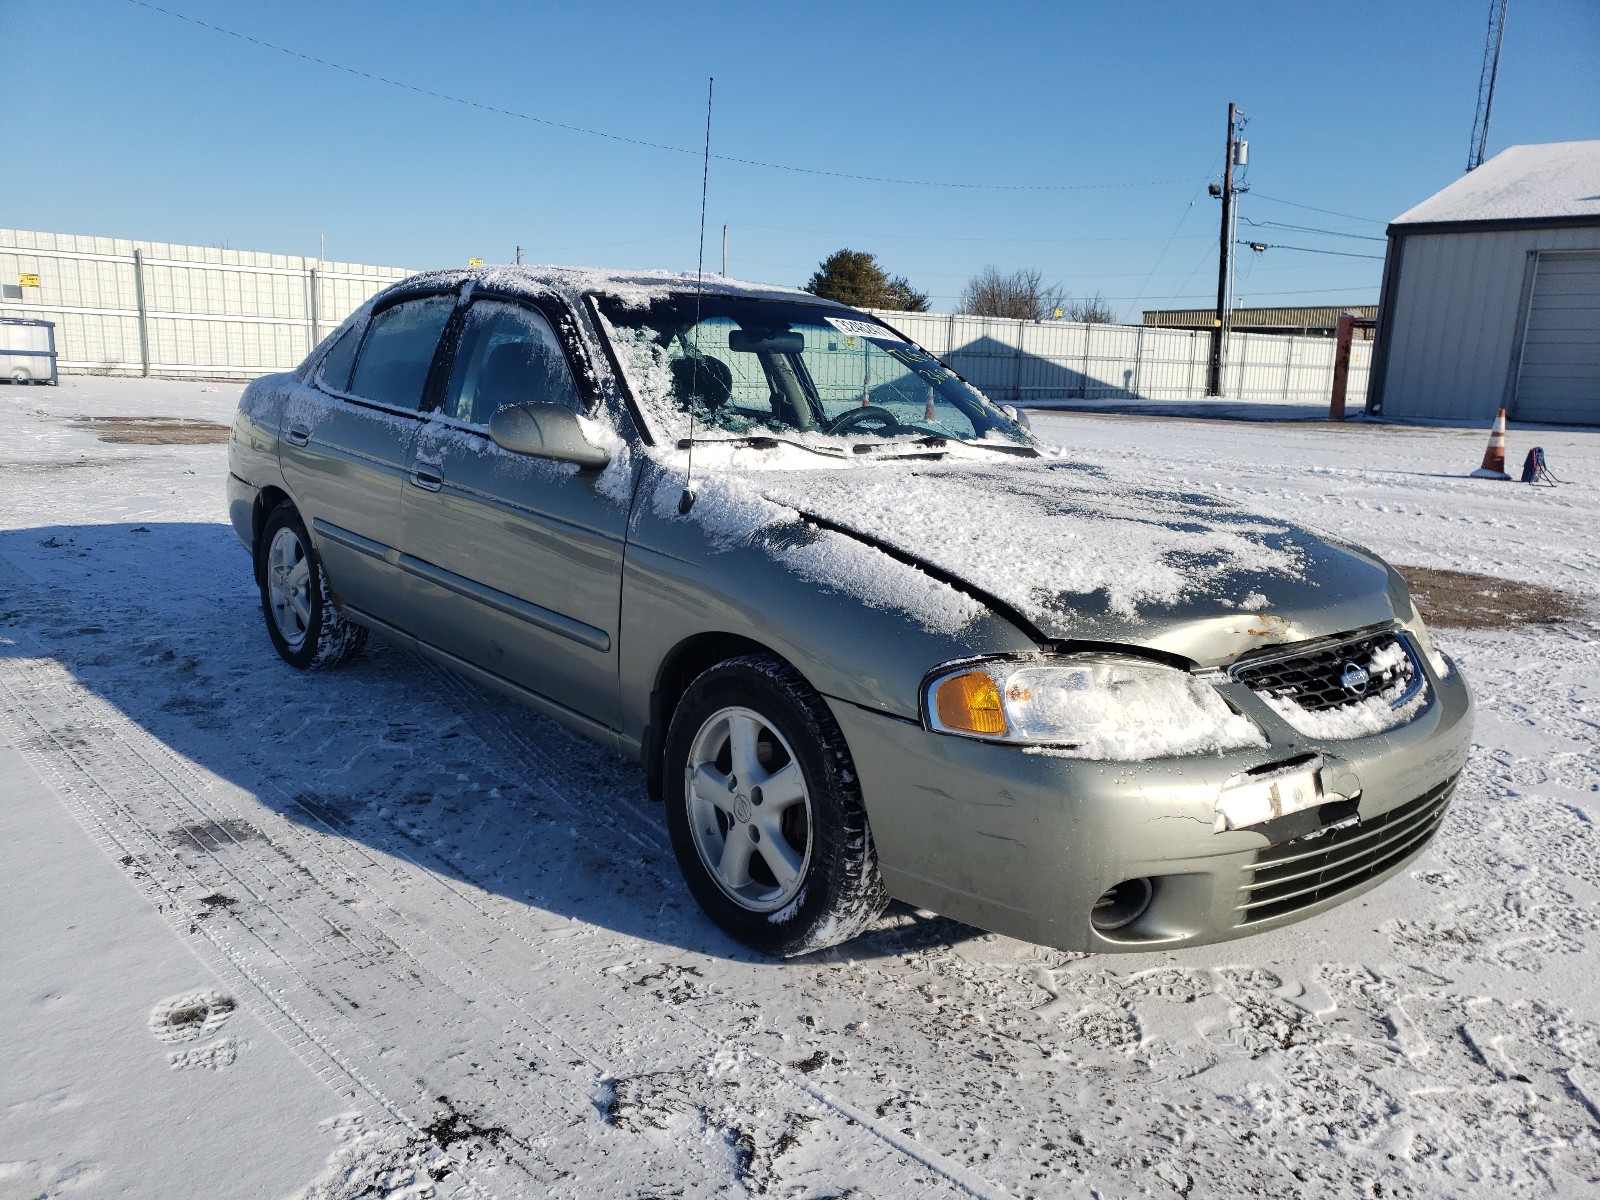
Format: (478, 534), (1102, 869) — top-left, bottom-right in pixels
(829, 649), (1473, 953)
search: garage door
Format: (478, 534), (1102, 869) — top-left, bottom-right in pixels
(1513, 250), (1600, 425)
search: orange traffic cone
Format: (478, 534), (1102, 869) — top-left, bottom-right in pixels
(1471, 408), (1512, 479)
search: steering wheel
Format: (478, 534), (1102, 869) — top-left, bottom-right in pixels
(824, 404), (904, 436)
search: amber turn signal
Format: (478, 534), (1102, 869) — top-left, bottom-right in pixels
(934, 670), (1007, 736)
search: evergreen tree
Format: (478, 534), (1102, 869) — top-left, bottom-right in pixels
(805, 250), (929, 312)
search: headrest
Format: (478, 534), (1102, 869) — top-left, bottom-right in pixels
(670, 354), (733, 409)
(477, 341), (551, 413)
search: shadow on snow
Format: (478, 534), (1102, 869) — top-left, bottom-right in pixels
(0, 519), (983, 964)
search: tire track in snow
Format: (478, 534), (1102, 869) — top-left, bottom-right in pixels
(0, 648), (478, 1198)
(0, 630), (1002, 1198)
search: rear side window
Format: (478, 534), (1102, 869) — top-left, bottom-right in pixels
(347, 295), (455, 411)
(316, 325), (360, 392)
(442, 300), (583, 426)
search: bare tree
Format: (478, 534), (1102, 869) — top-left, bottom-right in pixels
(960, 266), (1064, 321)
(960, 268), (1117, 324)
(1060, 293), (1116, 324)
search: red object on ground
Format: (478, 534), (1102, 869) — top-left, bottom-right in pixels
(1471, 408), (1512, 479)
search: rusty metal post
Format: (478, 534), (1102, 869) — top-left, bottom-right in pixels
(1330, 313), (1356, 419)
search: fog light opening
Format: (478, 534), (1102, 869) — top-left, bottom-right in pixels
(1092, 878), (1154, 932)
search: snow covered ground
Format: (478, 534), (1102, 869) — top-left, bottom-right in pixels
(1, 376), (1597, 1199)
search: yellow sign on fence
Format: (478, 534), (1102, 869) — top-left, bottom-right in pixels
(468, 258), (484, 266)
(18, 273), (40, 287)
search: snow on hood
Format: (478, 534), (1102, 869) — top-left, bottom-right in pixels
(734, 455), (1395, 650)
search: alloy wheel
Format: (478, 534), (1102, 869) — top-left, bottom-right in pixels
(265, 525), (313, 650)
(684, 705), (813, 913)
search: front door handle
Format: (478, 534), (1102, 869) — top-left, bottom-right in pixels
(285, 423), (311, 447)
(409, 459), (444, 492)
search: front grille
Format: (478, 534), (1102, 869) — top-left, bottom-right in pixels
(1236, 775), (1457, 924)
(1231, 628), (1419, 714)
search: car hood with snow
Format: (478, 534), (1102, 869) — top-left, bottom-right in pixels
(739, 454), (1404, 667)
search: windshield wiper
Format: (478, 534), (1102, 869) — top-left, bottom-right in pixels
(676, 434), (848, 458)
(951, 439), (1041, 457)
(847, 434), (1039, 458)
(849, 436), (948, 458)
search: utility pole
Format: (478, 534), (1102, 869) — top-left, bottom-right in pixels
(721, 224), (728, 276)
(515, 245), (522, 265)
(1207, 102), (1241, 397)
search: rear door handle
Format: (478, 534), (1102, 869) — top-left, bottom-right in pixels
(285, 423), (311, 447)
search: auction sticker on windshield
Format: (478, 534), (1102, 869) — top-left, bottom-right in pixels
(825, 316), (904, 343)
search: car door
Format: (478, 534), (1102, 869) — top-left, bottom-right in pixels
(398, 294), (633, 730)
(280, 290), (458, 630)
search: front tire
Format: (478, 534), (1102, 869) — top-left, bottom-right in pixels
(664, 655), (889, 956)
(256, 501), (367, 670)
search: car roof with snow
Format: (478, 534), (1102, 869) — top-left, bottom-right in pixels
(375, 264), (849, 310)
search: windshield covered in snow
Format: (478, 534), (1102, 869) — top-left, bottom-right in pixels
(592, 294), (1032, 449)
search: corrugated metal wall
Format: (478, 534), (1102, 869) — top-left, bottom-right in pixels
(1373, 225), (1600, 422)
(1, 227), (1366, 401)
(867, 310), (1369, 403)
(0, 228), (412, 377)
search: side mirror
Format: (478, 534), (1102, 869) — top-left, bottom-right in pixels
(488, 403), (610, 469)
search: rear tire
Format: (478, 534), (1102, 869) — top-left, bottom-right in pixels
(664, 655), (889, 957)
(256, 501), (367, 670)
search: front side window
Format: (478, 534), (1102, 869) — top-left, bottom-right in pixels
(346, 294), (455, 411)
(593, 294), (1030, 448)
(442, 300), (583, 426)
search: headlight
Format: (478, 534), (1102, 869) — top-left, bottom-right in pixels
(924, 656), (1265, 761)
(1403, 606), (1451, 679)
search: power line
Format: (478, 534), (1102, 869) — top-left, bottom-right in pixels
(735, 250), (1378, 279)
(1129, 167), (1217, 313)
(1248, 193), (1387, 225)
(1241, 217), (1385, 242)
(906, 285), (1381, 305)
(727, 221), (1214, 244)
(729, 255), (1372, 281)
(1240, 242), (1385, 261)
(125, 0), (1196, 193)
(1129, 285), (1380, 304)
(523, 229), (697, 254)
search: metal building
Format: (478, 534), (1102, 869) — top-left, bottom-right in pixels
(1142, 305), (1378, 338)
(1367, 140), (1600, 425)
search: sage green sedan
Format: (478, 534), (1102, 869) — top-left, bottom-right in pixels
(228, 266), (1472, 956)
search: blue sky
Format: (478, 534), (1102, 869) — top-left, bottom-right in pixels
(7, 0), (1597, 319)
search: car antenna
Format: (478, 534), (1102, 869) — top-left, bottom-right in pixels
(679, 76), (714, 517)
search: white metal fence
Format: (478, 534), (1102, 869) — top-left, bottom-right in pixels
(1, 228), (412, 378)
(865, 309), (1371, 404)
(2, 228), (1367, 402)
